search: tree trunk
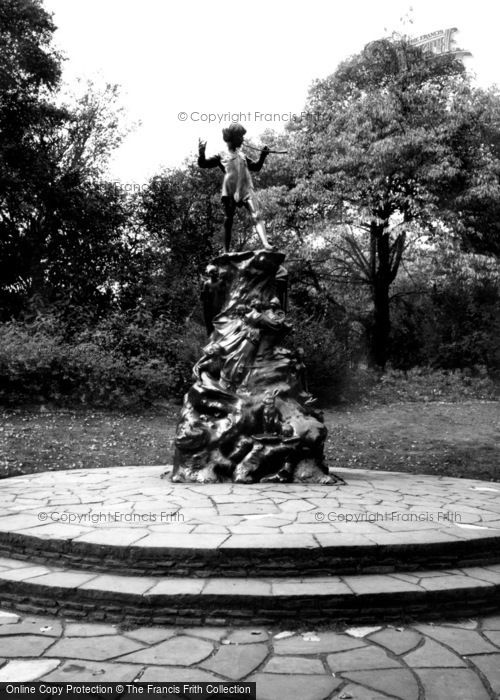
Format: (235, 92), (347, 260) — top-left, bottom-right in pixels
(28, 216), (48, 306)
(372, 276), (391, 368)
(369, 221), (391, 369)
(368, 220), (407, 369)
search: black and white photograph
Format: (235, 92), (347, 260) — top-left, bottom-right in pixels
(0, 1), (499, 698)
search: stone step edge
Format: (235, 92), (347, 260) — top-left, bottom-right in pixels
(0, 555), (499, 618)
(1, 530), (500, 578)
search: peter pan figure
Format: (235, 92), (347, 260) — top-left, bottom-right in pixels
(198, 123), (273, 253)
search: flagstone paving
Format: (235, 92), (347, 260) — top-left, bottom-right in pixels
(1, 466), (499, 578)
(0, 609), (500, 698)
(1, 465), (499, 696)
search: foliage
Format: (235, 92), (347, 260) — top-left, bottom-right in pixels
(290, 38), (500, 366)
(451, 87), (500, 257)
(0, 313), (206, 408)
(0, 1), (130, 318)
(388, 242), (500, 371)
(115, 164), (223, 324)
(365, 366), (498, 404)
(390, 278), (500, 371)
(139, 163), (217, 270)
(1, 9), (500, 409)
(287, 300), (363, 404)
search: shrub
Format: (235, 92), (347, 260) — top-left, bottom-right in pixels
(0, 314), (202, 408)
(289, 312), (361, 404)
(390, 272), (500, 371)
(365, 366), (499, 404)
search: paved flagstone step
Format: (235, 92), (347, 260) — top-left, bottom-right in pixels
(0, 555), (499, 626)
(2, 528), (500, 577)
(1, 466), (500, 577)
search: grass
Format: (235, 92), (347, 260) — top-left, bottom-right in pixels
(326, 400), (500, 482)
(1, 399), (499, 482)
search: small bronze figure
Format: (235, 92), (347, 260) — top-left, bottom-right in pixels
(193, 343), (224, 384)
(198, 123), (273, 253)
(295, 346), (317, 406)
(200, 264), (226, 335)
(262, 389), (281, 434)
(267, 296), (286, 321)
(276, 264), (289, 312)
(295, 347), (309, 394)
(219, 304), (259, 390)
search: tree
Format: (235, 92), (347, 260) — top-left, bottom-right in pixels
(24, 83), (129, 318)
(0, 0), (129, 318)
(130, 163), (220, 324)
(1, 0), (65, 311)
(293, 38), (500, 367)
(450, 88), (500, 258)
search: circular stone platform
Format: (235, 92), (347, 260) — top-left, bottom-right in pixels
(0, 466), (500, 625)
(0, 466), (499, 576)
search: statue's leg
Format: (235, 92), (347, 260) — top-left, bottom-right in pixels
(222, 197), (235, 253)
(244, 198), (273, 250)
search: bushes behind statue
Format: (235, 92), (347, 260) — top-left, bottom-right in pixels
(0, 312), (204, 408)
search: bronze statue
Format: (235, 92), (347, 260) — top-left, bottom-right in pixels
(169, 126), (342, 485)
(171, 250), (343, 485)
(198, 123), (273, 253)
